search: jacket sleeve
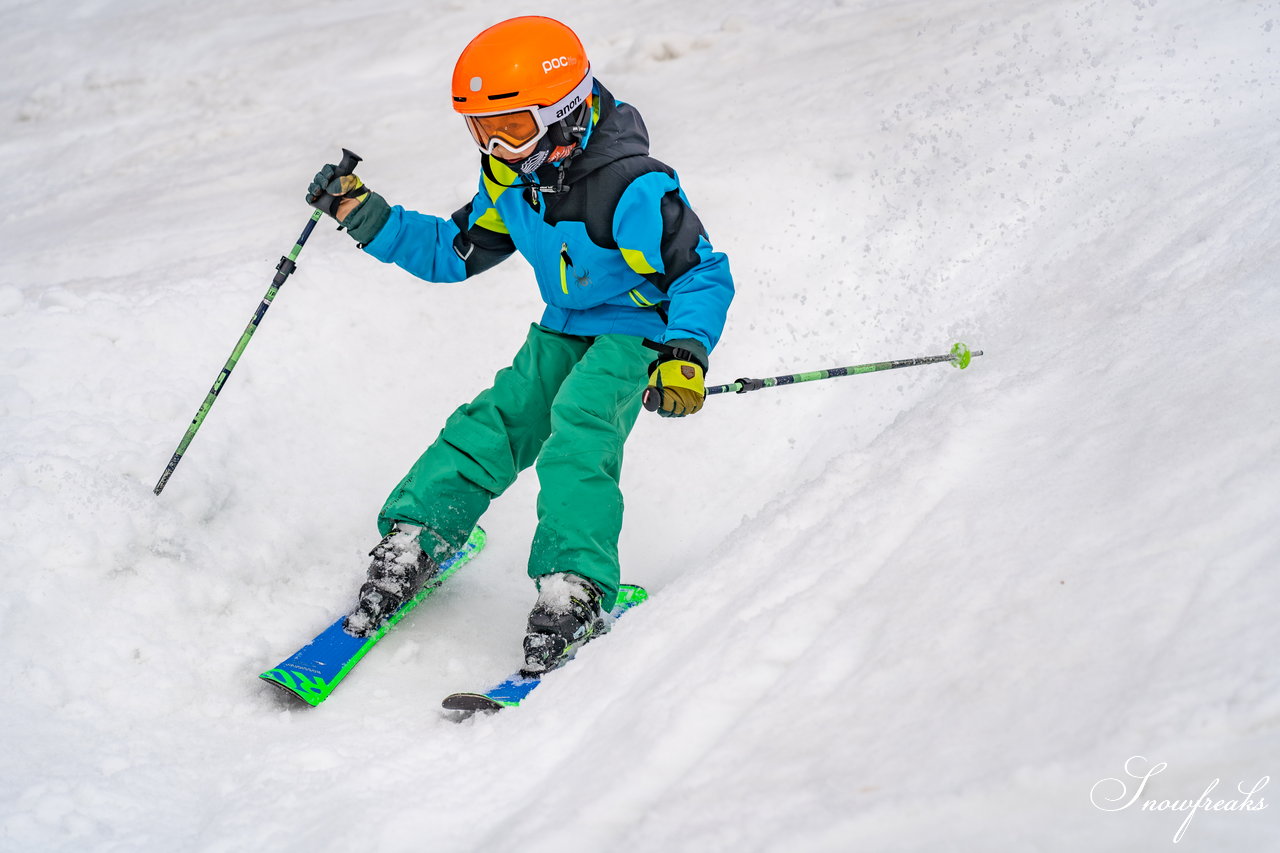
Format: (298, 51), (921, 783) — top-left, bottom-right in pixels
(362, 176), (516, 282)
(611, 170), (734, 355)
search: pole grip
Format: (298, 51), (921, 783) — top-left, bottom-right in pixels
(336, 148), (362, 177)
(324, 148), (365, 226)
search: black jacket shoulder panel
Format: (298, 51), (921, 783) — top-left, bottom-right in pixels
(540, 83), (679, 247)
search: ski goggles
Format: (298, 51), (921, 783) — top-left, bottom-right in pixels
(462, 71), (593, 156)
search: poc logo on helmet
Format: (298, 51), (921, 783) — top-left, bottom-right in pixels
(542, 56), (572, 73)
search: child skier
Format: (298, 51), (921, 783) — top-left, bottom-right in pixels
(306, 16), (733, 674)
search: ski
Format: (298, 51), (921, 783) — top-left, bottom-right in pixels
(259, 526), (487, 706)
(442, 583), (648, 716)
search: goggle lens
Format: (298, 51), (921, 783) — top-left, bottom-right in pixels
(464, 110), (543, 154)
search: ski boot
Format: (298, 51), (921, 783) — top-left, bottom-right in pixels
(343, 524), (439, 637)
(521, 572), (605, 676)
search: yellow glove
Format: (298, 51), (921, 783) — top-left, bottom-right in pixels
(643, 339), (708, 418)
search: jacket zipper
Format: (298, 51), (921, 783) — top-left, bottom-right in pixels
(559, 243), (572, 294)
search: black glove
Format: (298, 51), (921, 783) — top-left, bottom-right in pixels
(306, 164), (391, 245)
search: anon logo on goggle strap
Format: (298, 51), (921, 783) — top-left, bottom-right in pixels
(555, 93), (584, 120)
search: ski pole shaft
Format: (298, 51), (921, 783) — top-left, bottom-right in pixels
(706, 342), (983, 396)
(153, 149), (362, 496)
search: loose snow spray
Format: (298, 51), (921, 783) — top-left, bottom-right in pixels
(152, 149), (363, 495)
(705, 342), (983, 396)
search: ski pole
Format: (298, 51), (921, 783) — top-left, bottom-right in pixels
(705, 342), (983, 396)
(153, 148), (362, 496)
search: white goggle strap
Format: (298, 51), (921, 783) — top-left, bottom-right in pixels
(536, 71), (594, 131)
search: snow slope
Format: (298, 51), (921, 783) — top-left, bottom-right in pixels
(2, 0), (1278, 850)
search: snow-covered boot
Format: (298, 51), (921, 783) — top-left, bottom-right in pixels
(521, 572), (605, 675)
(343, 525), (439, 637)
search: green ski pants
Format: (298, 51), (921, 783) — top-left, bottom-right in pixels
(378, 323), (652, 611)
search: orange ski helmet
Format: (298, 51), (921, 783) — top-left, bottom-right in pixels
(452, 16), (593, 157)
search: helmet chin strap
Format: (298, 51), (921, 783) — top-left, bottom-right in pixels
(484, 145), (581, 196)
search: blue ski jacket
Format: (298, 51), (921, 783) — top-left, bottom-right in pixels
(361, 83), (733, 357)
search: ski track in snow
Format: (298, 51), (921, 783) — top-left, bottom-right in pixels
(2, 0), (1279, 850)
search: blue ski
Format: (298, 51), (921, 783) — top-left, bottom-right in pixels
(441, 583), (648, 715)
(260, 526), (487, 706)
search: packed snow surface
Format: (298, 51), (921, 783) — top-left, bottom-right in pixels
(2, 0), (1278, 850)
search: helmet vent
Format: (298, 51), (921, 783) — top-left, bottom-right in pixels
(487, 91), (520, 101)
